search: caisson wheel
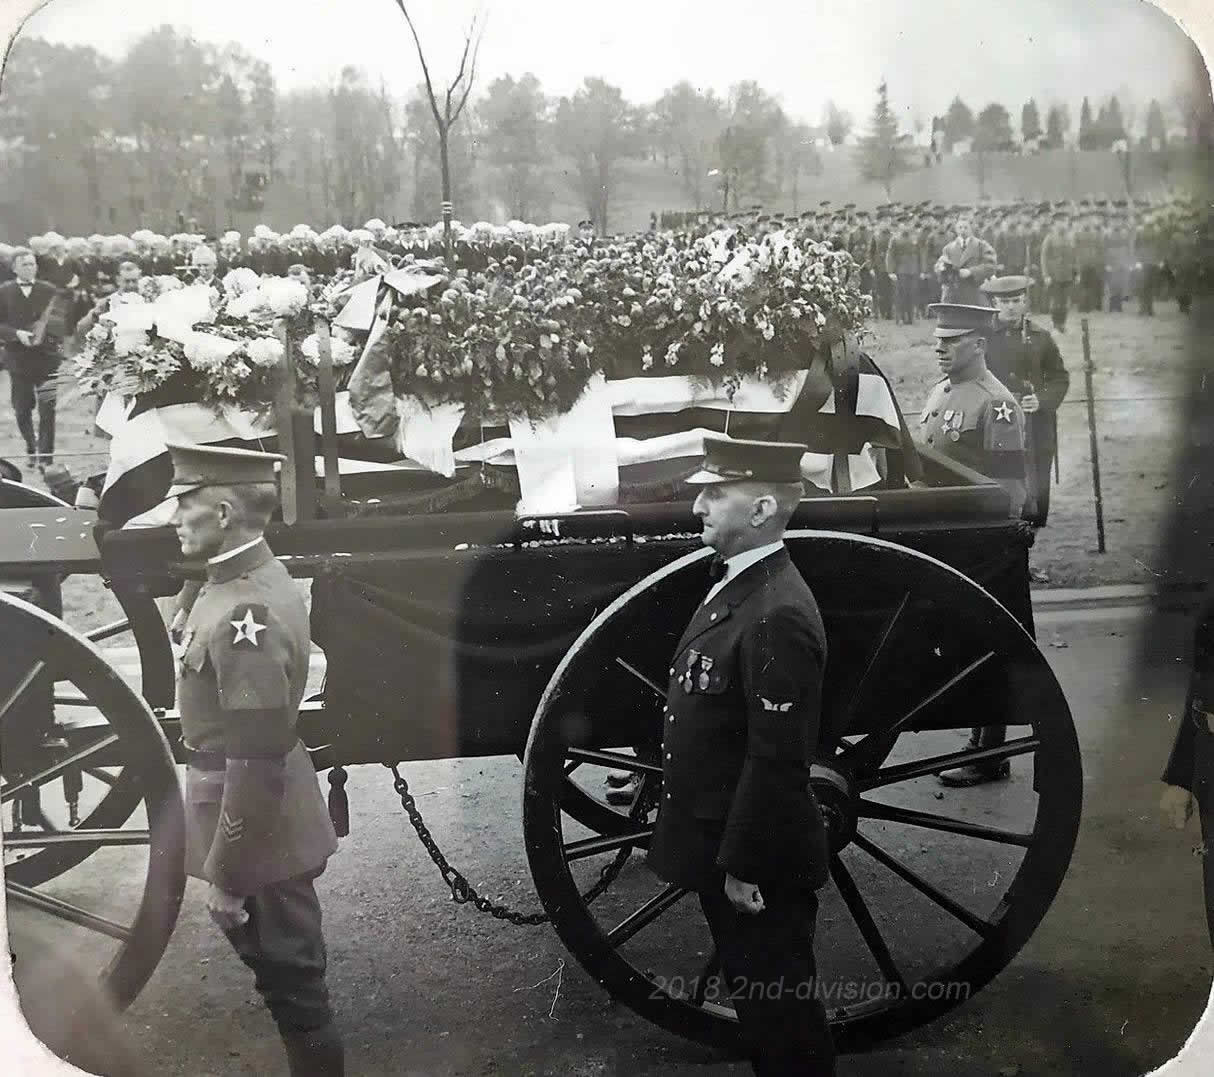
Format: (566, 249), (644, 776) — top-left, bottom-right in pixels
(523, 531), (1080, 1052)
(2, 591), (185, 1009)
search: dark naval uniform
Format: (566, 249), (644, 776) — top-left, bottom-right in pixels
(647, 437), (835, 1076)
(981, 277), (1070, 527)
(169, 443), (342, 1075)
(1162, 600), (1214, 947)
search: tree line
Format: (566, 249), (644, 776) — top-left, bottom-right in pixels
(0, 28), (1202, 238)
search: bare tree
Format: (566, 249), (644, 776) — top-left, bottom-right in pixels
(392, 1), (485, 260)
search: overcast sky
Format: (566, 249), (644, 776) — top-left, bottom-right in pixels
(7, 0), (1207, 126)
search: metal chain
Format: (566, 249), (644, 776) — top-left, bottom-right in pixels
(385, 762), (638, 926)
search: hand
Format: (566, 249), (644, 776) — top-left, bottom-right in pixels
(959, 267), (972, 279)
(15, 330), (33, 347)
(169, 607), (187, 645)
(724, 872), (765, 915)
(1161, 784), (1196, 831)
(1020, 392), (1041, 414)
(206, 884), (248, 931)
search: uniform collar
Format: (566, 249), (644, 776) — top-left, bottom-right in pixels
(206, 537), (274, 584)
(676, 546), (791, 656)
(707, 541), (785, 602)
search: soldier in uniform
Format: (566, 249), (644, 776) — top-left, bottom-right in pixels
(167, 443), (344, 1076)
(1074, 211), (1106, 313)
(647, 435), (835, 1076)
(980, 275), (1069, 528)
(872, 208), (895, 320)
(1105, 205), (1134, 313)
(885, 215), (922, 325)
(1040, 212), (1077, 332)
(1135, 203), (1163, 316)
(916, 304), (1028, 787)
(1160, 598), (1214, 948)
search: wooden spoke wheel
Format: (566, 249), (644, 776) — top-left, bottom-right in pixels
(523, 532), (1081, 1052)
(1, 591), (185, 1009)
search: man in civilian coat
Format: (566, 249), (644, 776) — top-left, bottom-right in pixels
(934, 216), (998, 305)
(0, 248), (64, 469)
(647, 435), (835, 1076)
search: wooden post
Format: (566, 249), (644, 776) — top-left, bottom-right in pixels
(273, 319), (316, 525)
(315, 317), (342, 508)
(1081, 318), (1106, 554)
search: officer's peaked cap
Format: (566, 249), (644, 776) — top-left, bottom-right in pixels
(927, 303), (998, 339)
(686, 436), (807, 486)
(166, 443), (287, 499)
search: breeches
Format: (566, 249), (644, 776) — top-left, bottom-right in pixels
(220, 869), (334, 1033)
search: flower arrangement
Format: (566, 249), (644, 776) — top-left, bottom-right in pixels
(71, 316), (186, 399)
(567, 226), (871, 396)
(223, 276), (310, 323)
(374, 223), (870, 422)
(74, 222), (872, 426)
(378, 253), (598, 424)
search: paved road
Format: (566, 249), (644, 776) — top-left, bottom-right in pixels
(7, 601), (1214, 1076)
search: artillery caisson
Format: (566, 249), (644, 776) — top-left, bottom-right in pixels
(1, 337), (1080, 1056)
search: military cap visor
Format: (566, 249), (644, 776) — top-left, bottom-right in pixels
(166, 442), (287, 499)
(927, 303), (998, 339)
(982, 275), (1033, 297)
(686, 436), (808, 486)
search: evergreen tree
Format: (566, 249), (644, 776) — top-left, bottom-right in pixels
(943, 96), (974, 149)
(1078, 96), (1094, 150)
(1106, 96), (1127, 145)
(855, 80), (914, 197)
(1145, 98), (1167, 150)
(1021, 99), (1042, 143)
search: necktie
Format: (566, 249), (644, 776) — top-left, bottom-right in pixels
(708, 555), (727, 583)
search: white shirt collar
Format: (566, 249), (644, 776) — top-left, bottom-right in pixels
(703, 540), (785, 604)
(207, 536), (264, 566)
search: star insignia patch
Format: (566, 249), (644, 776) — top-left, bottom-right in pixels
(993, 401), (1014, 423)
(230, 608), (266, 646)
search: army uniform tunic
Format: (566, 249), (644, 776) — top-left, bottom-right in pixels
(917, 369), (1028, 518)
(648, 547), (834, 1074)
(179, 538), (338, 1033)
(983, 319), (1069, 527)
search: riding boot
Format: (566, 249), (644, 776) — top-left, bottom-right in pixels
(281, 1022), (345, 1077)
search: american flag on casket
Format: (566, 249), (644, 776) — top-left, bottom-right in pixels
(95, 266), (919, 525)
(443, 351), (921, 503)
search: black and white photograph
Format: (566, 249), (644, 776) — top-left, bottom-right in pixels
(2, 0), (1214, 1073)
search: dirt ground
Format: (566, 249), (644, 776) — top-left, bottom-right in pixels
(8, 604), (1214, 1076)
(1, 299), (1202, 632)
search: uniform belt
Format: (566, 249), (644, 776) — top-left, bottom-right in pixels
(181, 742), (226, 770)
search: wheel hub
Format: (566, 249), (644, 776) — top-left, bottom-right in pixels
(810, 760), (858, 854)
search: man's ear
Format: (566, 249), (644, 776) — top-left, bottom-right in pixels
(214, 497), (236, 530)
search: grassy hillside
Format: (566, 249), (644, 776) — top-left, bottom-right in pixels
(529, 147), (1214, 234)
